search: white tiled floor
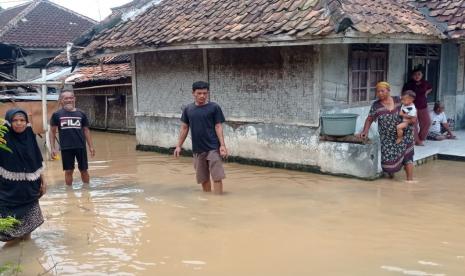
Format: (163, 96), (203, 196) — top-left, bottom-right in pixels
(414, 130), (465, 161)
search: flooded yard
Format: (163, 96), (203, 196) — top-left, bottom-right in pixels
(1, 132), (465, 275)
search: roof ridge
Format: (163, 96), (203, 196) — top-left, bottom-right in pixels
(408, 1), (450, 36)
(0, 1), (31, 12)
(44, 0), (97, 24)
(0, 0), (38, 38)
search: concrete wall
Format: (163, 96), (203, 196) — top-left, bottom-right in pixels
(321, 44), (406, 110)
(442, 43), (465, 129)
(454, 44), (465, 129)
(387, 44), (407, 96)
(16, 49), (61, 81)
(440, 43), (458, 97)
(321, 44), (349, 107)
(136, 116), (379, 179)
(321, 44), (407, 135)
(134, 46), (380, 179)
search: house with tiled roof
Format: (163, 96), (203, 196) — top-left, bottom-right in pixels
(0, 0), (95, 80)
(78, 0), (464, 178)
(411, 0), (465, 137)
(45, 52), (135, 132)
(42, 0), (137, 133)
(0, 42), (22, 78)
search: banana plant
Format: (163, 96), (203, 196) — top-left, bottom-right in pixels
(0, 118), (12, 153)
(0, 216), (20, 232)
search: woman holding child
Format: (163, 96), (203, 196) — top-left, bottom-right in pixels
(359, 82), (415, 181)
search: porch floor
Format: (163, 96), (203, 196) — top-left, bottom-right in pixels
(414, 130), (465, 162)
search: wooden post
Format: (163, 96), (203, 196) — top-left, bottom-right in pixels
(130, 54), (138, 114)
(125, 93), (129, 130)
(41, 69), (51, 158)
(104, 95), (108, 129)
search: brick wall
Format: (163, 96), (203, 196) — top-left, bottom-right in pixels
(133, 46), (382, 179)
(136, 50), (204, 115)
(135, 46), (319, 125)
(208, 46), (318, 125)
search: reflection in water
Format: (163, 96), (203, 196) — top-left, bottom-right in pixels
(0, 132), (465, 275)
(31, 175), (149, 275)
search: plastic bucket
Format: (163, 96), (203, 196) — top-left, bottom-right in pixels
(321, 113), (359, 136)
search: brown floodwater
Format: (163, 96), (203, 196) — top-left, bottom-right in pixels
(1, 132), (464, 275)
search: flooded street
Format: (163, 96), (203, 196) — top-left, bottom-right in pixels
(1, 132), (465, 275)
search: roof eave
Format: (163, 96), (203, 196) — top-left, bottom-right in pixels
(82, 32), (444, 59)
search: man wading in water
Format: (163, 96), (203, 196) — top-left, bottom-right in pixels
(174, 81), (228, 195)
(50, 90), (95, 186)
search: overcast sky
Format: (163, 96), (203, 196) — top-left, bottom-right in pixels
(0, 0), (134, 21)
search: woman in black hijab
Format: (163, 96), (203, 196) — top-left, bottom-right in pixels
(0, 108), (46, 243)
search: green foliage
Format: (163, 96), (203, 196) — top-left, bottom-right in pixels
(0, 118), (12, 153)
(0, 217), (20, 232)
(0, 217), (22, 275)
(0, 263), (22, 275)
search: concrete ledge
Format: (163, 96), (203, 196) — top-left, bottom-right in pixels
(414, 154), (438, 166)
(90, 127), (136, 135)
(413, 153), (465, 166)
(438, 154), (465, 162)
(136, 144), (380, 181)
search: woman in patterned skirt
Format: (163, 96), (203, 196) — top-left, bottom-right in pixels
(359, 82), (415, 181)
(0, 108), (46, 243)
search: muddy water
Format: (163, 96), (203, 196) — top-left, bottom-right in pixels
(1, 132), (465, 275)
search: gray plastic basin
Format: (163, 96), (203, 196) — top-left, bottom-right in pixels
(321, 113), (359, 136)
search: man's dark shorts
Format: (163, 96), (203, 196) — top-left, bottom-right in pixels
(193, 150), (225, 184)
(61, 148), (88, 171)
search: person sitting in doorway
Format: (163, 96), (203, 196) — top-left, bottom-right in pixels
(427, 102), (457, 141)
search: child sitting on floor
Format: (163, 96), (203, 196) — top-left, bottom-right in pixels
(396, 90), (417, 144)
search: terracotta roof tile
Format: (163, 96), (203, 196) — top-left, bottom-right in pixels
(48, 50), (130, 67)
(65, 63), (131, 85)
(414, 0), (465, 39)
(0, 3), (29, 31)
(82, 0), (442, 55)
(0, 0), (95, 48)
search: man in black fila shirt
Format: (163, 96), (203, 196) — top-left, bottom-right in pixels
(50, 90), (95, 186)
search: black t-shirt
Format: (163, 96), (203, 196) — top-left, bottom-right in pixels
(51, 109), (89, 150)
(181, 102), (226, 154)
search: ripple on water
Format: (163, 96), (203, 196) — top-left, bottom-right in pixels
(9, 134), (465, 275)
(30, 176), (149, 274)
(418, 261), (441, 266)
(145, 196), (164, 203)
(381, 265), (445, 276)
(182, 260), (207, 265)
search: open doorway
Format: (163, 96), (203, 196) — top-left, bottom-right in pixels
(407, 44), (441, 103)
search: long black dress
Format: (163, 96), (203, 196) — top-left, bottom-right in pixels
(0, 108), (44, 242)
